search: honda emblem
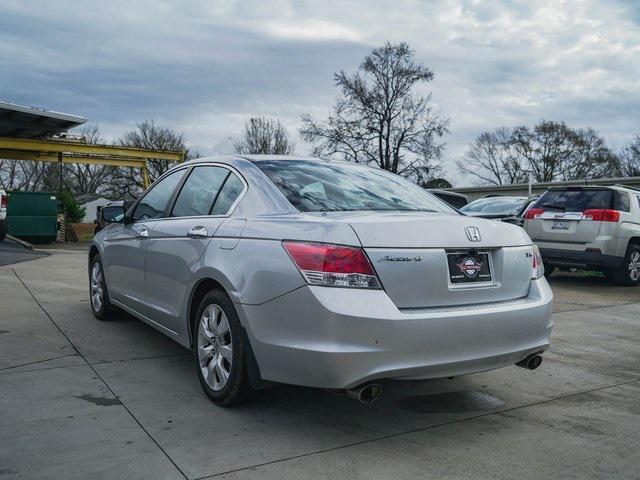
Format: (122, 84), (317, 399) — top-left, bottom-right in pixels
(465, 226), (481, 242)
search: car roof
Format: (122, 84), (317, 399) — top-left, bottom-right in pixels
(469, 196), (527, 201)
(183, 154), (355, 169)
(546, 185), (637, 193)
(428, 189), (468, 199)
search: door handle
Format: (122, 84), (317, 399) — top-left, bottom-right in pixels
(134, 226), (149, 239)
(187, 225), (208, 238)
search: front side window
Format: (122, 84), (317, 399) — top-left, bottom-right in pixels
(101, 206), (124, 222)
(132, 169), (186, 221)
(172, 166), (229, 217)
(255, 160), (455, 213)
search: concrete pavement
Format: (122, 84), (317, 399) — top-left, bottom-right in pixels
(1, 247), (639, 479)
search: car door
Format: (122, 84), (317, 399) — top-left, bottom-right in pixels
(144, 165), (246, 335)
(102, 168), (186, 317)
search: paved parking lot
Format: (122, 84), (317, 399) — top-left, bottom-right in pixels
(1, 245), (639, 479)
(0, 237), (47, 266)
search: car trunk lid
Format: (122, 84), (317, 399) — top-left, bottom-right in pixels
(315, 212), (534, 309)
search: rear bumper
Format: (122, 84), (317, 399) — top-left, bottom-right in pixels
(238, 279), (554, 389)
(539, 247), (623, 269)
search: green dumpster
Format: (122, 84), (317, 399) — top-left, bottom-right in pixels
(6, 191), (58, 243)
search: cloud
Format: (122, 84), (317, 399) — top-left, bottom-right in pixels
(1, 0), (639, 185)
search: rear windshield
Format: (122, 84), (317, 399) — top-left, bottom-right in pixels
(461, 197), (527, 215)
(256, 160), (456, 213)
(533, 189), (612, 212)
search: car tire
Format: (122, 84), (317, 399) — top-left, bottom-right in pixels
(609, 244), (640, 287)
(89, 254), (114, 320)
(0, 220), (7, 242)
(193, 289), (254, 406)
(543, 263), (555, 278)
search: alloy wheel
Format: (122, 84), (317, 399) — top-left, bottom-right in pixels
(90, 262), (104, 312)
(197, 303), (233, 391)
(628, 251), (640, 282)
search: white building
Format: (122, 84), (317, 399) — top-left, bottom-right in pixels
(76, 194), (112, 224)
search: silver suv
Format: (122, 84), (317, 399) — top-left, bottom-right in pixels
(524, 185), (640, 286)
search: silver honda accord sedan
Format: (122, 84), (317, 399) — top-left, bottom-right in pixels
(89, 155), (553, 406)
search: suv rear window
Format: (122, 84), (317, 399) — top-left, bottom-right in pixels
(534, 189), (613, 212)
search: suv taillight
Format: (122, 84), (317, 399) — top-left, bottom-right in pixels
(524, 208), (545, 220)
(582, 209), (620, 222)
(0, 194), (7, 209)
(283, 241), (381, 289)
(531, 245), (544, 279)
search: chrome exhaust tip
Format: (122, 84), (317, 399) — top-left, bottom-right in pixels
(347, 383), (382, 404)
(516, 354), (543, 370)
(327, 383), (383, 404)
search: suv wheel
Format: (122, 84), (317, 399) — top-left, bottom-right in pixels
(610, 244), (640, 286)
(193, 289), (253, 406)
(0, 220), (7, 241)
(89, 254), (114, 319)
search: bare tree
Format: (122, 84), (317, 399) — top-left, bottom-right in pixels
(300, 42), (449, 184)
(0, 155), (53, 191)
(459, 121), (616, 184)
(617, 135), (640, 177)
(232, 117), (295, 155)
(107, 120), (194, 198)
(511, 121), (615, 182)
(457, 128), (526, 185)
(64, 123), (116, 195)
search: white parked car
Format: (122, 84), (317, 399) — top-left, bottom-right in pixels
(0, 189), (7, 241)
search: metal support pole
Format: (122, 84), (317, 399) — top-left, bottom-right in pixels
(58, 152), (63, 198)
(142, 163), (150, 190)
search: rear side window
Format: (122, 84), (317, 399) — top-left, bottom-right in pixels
(133, 169), (186, 221)
(614, 191), (630, 212)
(534, 189), (612, 212)
(172, 166), (228, 217)
(211, 173), (244, 215)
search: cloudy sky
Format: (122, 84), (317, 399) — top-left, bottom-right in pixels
(2, 0), (639, 185)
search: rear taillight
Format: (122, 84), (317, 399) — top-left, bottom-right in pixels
(582, 209), (620, 222)
(524, 208), (545, 220)
(0, 194), (7, 209)
(531, 245), (544, 279)
(283, 241), (381, 289)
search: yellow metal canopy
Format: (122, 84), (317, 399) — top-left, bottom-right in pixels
(0, 136), (185, 188)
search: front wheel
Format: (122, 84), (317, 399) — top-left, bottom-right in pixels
(194, 290), (254, 406)
(89, 254), (113, 320)
(609, 244), (640, 286)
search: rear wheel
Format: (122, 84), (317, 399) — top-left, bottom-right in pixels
(609, 244), (640, 286)
(543, 263), (555, 278)
(193, 290), (253, 406)
(0, 220), (7, 241)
